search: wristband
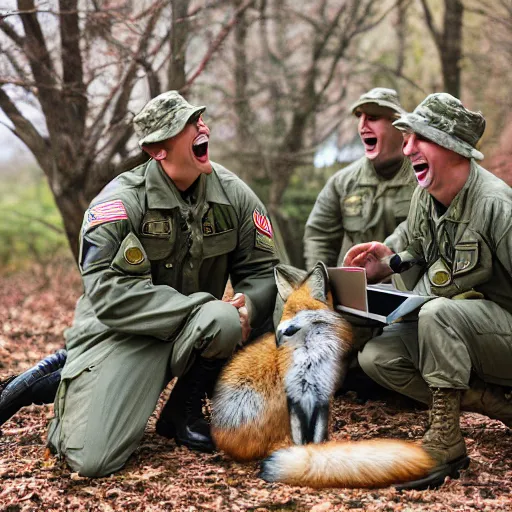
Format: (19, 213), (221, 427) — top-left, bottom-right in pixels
(388, 253), (416, 273)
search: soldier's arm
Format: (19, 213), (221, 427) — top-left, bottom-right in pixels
(303, 176), (344, 269)
(384, 219), (410, 253)
(490, 199), (512, 277)
(227, 186), (279, 331)
(384, 187), (425, 262)
(80, 204), (216, 342)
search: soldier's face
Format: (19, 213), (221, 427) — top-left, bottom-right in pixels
(164, 115), (212, 186)
(402, 132), (462, 194)
(357, 112), (404, 168)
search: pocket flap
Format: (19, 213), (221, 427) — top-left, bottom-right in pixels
(203, 229), (237, 259)
(453, 241), (479, 276)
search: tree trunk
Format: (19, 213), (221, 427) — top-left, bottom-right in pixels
(233, 0), (253, 184)
(169, 0), (190, 90)
(441, 0), (463, 98)
(54, 192), (90, 262)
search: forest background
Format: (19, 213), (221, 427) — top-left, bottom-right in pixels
(1, 1), (512, 511)
(1, 0), (511, 272)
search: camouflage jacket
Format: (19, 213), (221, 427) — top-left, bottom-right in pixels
(63, 159), (278, 376)
(304, 157), (416, 269)
(385, 162), (512, 313)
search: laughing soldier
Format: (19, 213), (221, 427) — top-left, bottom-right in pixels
(0, 91), (278, 477)
(345, 93), (512, 489)
(303, 87), (417, 270)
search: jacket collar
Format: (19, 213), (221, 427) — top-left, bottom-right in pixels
(145, 159), (230, 209)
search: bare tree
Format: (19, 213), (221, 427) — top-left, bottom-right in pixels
(218, 0), (391, 264)
(0, 0), (247, 258)
(419, 0), (464, 98)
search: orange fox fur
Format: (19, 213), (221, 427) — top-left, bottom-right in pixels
(211, 264), (435, 488)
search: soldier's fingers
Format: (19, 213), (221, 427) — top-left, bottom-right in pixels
(229, 293), (245, 308)
(238, 306), (251, 342)
(351, 252), (369, 267)
(343, 242), (373, 265)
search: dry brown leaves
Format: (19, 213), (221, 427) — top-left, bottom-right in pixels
(1, 263), (511, 511)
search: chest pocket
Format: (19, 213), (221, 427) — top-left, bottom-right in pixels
(342, 193), (370, 233)
(203, 229), (237, 259)
(431, 237), (492, 297)
(139, 212), (176, 261)
(453, 241), (479, 276)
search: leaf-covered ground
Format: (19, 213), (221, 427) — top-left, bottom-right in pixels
(1, 263), (511, 511)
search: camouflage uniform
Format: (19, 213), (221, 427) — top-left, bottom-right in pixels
(303, 157), (416, 269)
(359, 93), (512, 403)
(304, 88), (416, 270)
(47, 92), (278, 476)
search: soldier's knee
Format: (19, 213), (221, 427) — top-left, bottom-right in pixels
(418, 297), (453, 326)
(63, 451), (105, 478)
(199, 301), (242, 359)
(63, 446), (126, 478)
(358, 340), (385, 378)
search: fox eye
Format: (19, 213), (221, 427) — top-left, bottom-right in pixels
(281, 324), (301, 337)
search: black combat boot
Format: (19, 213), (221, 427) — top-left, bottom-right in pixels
(0, 349), (66, 429)
(155, 356), (225, 452)
(396, 388), (470, 491)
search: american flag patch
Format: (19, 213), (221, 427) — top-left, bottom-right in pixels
(84, 200), (128, 231)
(253, 209), (273, 238)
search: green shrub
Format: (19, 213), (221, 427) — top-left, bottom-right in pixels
(0, 169), (70, 272)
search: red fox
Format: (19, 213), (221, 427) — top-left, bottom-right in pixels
(211, 263), (435, 488)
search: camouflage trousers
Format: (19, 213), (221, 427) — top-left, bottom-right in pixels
(358, 298), (512, 404)
(47, 301), (241, 477)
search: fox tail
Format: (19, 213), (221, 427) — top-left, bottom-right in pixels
(260, 439), (435, 488)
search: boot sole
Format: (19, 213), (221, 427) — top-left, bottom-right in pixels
(395, 455), (470, 491)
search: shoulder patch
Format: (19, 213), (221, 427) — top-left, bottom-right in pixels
(253, 209), (275, 253)
(84, 200), (128, 232)
(253, 209), (273, 238)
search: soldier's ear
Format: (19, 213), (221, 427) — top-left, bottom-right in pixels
(275, 264), (308, 302)
(142, 143), (167, 161)
(302, 261), (330, 303)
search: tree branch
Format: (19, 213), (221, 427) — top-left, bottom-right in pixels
(182, 0), (256, 93)
(0, 18), (25, 47)
(0, 87), (49, 168)
(419, 0), (441, 49)
(59, 0), (87, 133)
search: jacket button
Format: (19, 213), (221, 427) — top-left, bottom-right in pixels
(165, 263), (173, 269)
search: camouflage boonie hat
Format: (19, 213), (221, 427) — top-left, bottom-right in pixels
(133, 91), (206, 147)
(350, 87), (405, 118)
(393, 93), (485, 160)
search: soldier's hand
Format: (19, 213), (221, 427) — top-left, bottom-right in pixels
(227, 292), (245, 309)
(343, 242), (375, 266)
(225, 293), (251, 343)
(237, 305), (251, 343)
(343, 242), (394, 283)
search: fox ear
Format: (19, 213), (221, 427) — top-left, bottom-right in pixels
(274, 264), (308, 301)
(302, 261), (330, 303)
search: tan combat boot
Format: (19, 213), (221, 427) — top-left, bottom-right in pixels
(396, 388), (470, 491)
(462, 379), (512, 428)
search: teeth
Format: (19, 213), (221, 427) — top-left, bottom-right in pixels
(193, 134), (209, 146)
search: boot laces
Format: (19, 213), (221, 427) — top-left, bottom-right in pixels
(426, 388), (461, 442)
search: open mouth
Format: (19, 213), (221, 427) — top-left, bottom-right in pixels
(363, 137), (377, 151)
(413, 162), (428, 174)
(413, 161), (431, 187)
(192, 134), (209, 162)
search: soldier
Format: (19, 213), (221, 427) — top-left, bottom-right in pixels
(303, 87), (417, 270)
(0, 91), (279, 477)
(344, 93), (512, 489)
